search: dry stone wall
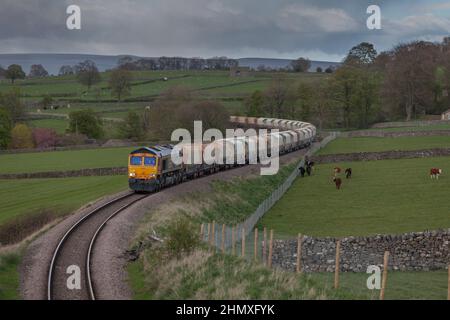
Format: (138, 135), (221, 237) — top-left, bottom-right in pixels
(272, 230), (450, 273)
(312, 148), (450, 164)
(0, 167), (127, 179)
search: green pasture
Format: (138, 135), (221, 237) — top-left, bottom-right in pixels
(0, 176), (128, 225)
(259, 157), (450, 237)
(318, 136), (450, 155)
(308, 270), (448, 300)
(28, 119), (69, 134)
(0, 147), (134, 174)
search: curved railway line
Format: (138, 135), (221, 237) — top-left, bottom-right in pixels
(44, 116), (317, 300)
(47, 192), (147, 300)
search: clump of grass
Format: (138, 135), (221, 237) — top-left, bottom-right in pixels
(131, 247), (359, 300)
(164, 217), (201, 258)
(0, 252), (21, 300)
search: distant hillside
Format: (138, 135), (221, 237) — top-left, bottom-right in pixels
(238, 58), (341, 72)
(0, 53), (341, 75)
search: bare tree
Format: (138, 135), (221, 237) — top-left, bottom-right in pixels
(382, 41), (439, 121)
(264, 77), (290, 117)
(291, 58), (311, 72)
(75, 60), (101, 91)
(109, 68), (132, 101)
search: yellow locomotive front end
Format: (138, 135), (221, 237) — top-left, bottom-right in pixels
(128, 148), (160, 192)
(128, 145), (184, 193)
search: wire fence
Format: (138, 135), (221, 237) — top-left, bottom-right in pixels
(201, 132), (339, 250)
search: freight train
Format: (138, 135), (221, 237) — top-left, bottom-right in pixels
(128, 116), (316, 193)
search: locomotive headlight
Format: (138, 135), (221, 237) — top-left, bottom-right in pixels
(129, 172), (136, 177)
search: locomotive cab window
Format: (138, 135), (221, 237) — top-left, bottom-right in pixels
(162, 159), (169, 170)
(144, 157), (156, 166)
(130, 156), (142, 166)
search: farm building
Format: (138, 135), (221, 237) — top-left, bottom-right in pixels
(230, 66), (251, 77)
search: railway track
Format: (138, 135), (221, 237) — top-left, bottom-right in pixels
(47, 192), (147, 300)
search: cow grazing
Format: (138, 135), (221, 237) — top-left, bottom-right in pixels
(333, 177), (342, 190)
(299, 166), (306, 178)
(345, 168), (352, 179)
(306, 165), (312, 176)
(430, 168), (443, 179)
(334, 167), (342, 176)
(306, 161), (315, 168)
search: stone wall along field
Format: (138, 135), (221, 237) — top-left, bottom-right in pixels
(272, 230), (450, 273)
(312, 148), (450, 164)
(0, 167), (127, 179)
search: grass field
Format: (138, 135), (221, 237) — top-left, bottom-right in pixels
(28, 119), (69, 134)
(318, 136), (450, 155)
(1, 70), (310, 102)
(0, 147), (134, 174)
(259, 157), (450, 237)
(0, 176), (128, 225)
(2, 70), (326, 131)
(308, 270), (448, 300)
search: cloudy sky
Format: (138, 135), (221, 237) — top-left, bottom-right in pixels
(1, 0), (450, 61)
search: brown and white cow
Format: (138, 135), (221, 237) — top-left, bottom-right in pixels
(430, 168), (443, 179)
(333, 177), (342, 190)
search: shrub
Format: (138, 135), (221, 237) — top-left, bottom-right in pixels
(32, 128), (58, 149)
(68, 109), (103, 139)
(0, 108), (12, 149)
(10, 123), (34, 149)
(165, 217), (200, 258)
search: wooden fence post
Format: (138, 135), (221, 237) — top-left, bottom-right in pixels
(380, 251), (390, 300)
(200, 224), (204, 242)
(211, 221), (216, 249)
(207, 223), (211, 246)
(447, 265), (450, 301)
(334, 240), (341, 289)
(296, 234), (303, 274)
(263, 227), (267, 265)
(268, 230), (274, 268)
(232, 226), (236, 256)
(254, 228), (258, 262)
(242, 227), (246, 257)
(221, 224), (225, 254)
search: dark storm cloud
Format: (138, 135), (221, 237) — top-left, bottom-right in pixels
(0, 0), (449, 60)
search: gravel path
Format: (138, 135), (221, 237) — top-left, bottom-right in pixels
(20, 147), (309, 300)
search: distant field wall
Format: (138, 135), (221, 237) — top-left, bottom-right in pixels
(371, 120), (450, 128)
(346, 130), (450, 138)
(312, 148), (450, 164)
(272, 230), (450, 273)
(0, 167), (127, 179)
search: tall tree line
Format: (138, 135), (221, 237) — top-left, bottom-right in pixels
(245, 38), (450, 129)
